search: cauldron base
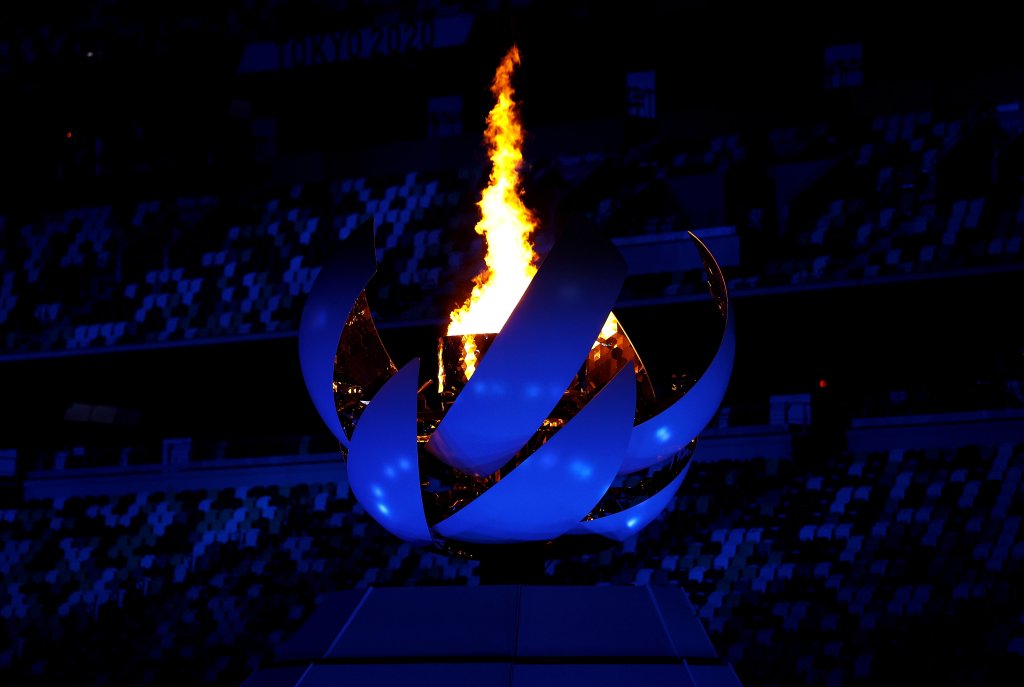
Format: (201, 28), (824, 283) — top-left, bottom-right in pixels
(242, 584), (744, 687)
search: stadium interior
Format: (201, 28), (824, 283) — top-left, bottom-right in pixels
(1, 2), (1022, 685)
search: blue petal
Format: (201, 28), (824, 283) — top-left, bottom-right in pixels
(619, 232), (734, 474)
(298, 221), (378, 447)
(574, 463), (691, 542)
(347, 359), (432, 544)
(434, 363), (636, 544)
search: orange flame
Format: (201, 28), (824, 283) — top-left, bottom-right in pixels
(594, 313), (620, 349)
(447, 45), (538, 379)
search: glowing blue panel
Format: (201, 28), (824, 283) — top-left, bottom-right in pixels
(298, 221), (377, 447)
(619, 233), (734, 474)
(276, 590), (368, 661)
(301, 664), (510, 687)
(434, 364), (636, 543)
(517, 586), (678, 657)
(573, 463), (690, 542)
(347, 359), (432, 544)
(428, 230), (627, 476)
(646, 586), (718, 659)
(328, 586), (519, 658)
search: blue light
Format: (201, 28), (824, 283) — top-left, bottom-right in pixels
(626, 517), (639, 528)
(570, 461), (593, 480)
(398, 458), (411, 471)
(377, 504), (390, 516)
(372, 486), (383, 498)
(655, 426), (672, 442)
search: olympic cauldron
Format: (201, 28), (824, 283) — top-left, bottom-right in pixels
(298, 222), (734, 554)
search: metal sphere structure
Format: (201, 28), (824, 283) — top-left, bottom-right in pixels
(298, 222), (734, 549)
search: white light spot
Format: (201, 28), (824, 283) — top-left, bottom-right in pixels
(377, 504), (390, 516)
(626, 517), (639, 528)
(570, 461), (593, 480)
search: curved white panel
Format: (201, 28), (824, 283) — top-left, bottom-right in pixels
(433, 363), (636, 544)
(573, 463), (690, 542)
(619, 233), (734, 474)
(347, 359), (433, 544)
(298, 221), (377, 447)
(428, 229), (627, 476)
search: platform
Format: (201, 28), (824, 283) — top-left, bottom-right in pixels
(242, 584), (743, 687)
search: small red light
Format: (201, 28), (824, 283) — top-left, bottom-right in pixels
(818, 378), (828, 389)
(66, 131), (72, 140)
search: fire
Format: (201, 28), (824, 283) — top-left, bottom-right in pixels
(446, 45), (538, 380)
(594, 313), (620, 348)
